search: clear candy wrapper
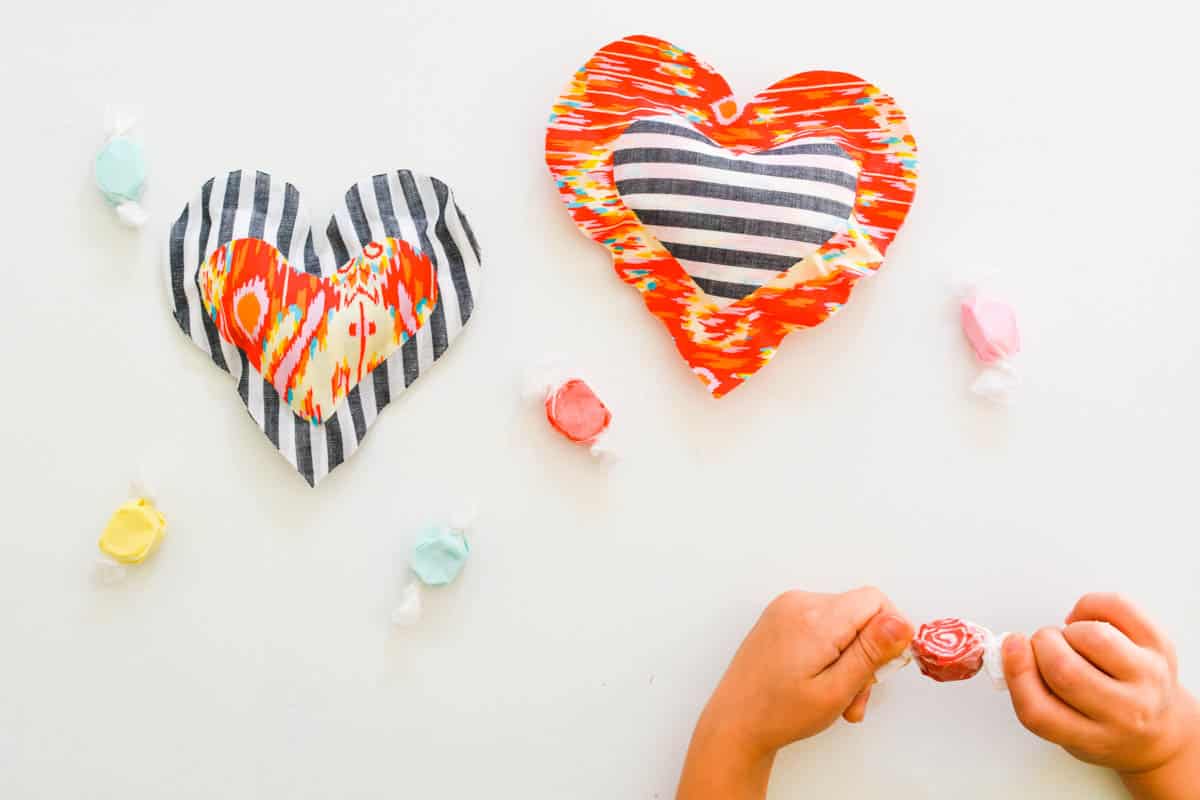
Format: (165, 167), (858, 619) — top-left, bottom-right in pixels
(981, 631), (1012, 691)
(391, 582), (423, 627)
(958, 283), (1020, 404)
(524, 360), (615, 458)
(95, 109), (148, 228)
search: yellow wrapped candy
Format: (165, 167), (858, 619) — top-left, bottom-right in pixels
(98, 498), (166, 564)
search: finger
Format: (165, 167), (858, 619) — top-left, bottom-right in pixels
(842, 685), (873, 724)
(1004, 633), (1105, 749)
(1066, 593), (1170, 654)
(822, 586), (891, 651)
(1030, 627), (1129, 721)
(1062, 621), (1149, 681)
(820, 613), (914, 701)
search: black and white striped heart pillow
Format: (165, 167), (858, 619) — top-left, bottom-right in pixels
(166, 170), (483, 487)
(612, 117), (859, 303)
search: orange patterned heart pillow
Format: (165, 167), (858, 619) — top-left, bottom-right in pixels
(168, 170), (483, 486)
(545, 35), (918, 397)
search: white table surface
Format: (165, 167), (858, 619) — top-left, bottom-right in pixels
(3, 2), (1197, 797)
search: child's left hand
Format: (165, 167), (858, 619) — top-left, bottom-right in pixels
(1004, 593), (1200, 798)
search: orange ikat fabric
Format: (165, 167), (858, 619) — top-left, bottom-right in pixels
(546, 35), (918, 397)
(199, 237), (437, 425)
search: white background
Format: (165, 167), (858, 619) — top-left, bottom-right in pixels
(2, 2), (1197, 798)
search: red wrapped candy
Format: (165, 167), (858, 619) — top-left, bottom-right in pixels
(545, 378), (611, 446)
(526, 361), (616, 457)
(912, 618), (987, 682)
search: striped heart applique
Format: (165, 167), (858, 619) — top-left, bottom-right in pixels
(611, 118), (859, 304)
(546, 35), (918, 398)
(168, 170), (482, 486)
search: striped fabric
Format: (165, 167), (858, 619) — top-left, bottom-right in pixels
(612, 117), (859, 302)
(167, 170), (482, 487)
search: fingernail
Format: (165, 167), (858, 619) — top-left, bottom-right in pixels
(880, 615), (911, 644)
(1003, 633), (1024, 657)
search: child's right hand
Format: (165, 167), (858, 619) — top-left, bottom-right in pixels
(676, 588), (913, 800)
(1004, 593), (1200, 799)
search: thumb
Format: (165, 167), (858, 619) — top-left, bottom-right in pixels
(1002, 632), (1057, 736)
(822, 613), (914, 701)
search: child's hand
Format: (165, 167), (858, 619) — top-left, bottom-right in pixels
(706, 588), (914, 749)
(677, 588), (913, 800)
(1004, 593), (1200, 799)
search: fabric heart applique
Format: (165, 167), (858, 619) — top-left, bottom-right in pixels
(199, 237), (437, 422)
(546, 35), (918, 397)
(168, 170), (482, 486)
(611, 117), (859, 304)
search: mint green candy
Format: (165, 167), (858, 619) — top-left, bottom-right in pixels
(411, 526), (470, 586)
(95, 137), (146, 206)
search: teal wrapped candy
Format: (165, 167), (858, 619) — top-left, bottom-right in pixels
(410, 526), (470, 586)
(94, 136), (146, 206)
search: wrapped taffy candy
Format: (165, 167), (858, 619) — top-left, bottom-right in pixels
(960, 288), (1020, 403)
(94, 497), (167, 585)
(525, 362), (614, 457)
(913, 618), (990, 682)
(879, 617), (1011, 690)
(392, 508), (475, 627)
(95, 110), (148, 228)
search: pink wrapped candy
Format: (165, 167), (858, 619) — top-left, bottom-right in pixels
(960, 290), (1020, 403)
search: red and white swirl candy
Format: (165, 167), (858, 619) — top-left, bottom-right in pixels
(877, 617), (1010, 689)
(912, 618), (989, 682)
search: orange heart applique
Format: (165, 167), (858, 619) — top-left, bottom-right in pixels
(546, 34), (918, 397)
(199, 237), (438, 424)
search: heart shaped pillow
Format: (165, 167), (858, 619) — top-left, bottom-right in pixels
(167, 170), (483, 486)
(546, 35), (918, 397)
